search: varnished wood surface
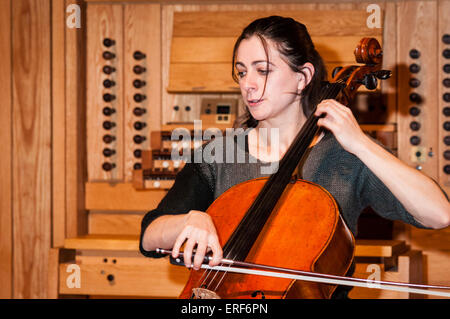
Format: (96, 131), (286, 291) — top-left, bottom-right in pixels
(86, 4), (124, 182)
(397, 1), (439, 181)
(89, 212), (143, 235)
(355, 240), (407, 257)
(52, 0), (66, 249)
(123, 4), (161, 181)
(168, 7), (383, 92)
(63, 234), (410, 258)
(65, 0), (88, 239)
(12, 0), (52, 298)
(85, 182), (167, 211)
(162, 1), (385, 123)
(171, 36), (383, 63)
(172, 10), (382, 37)
(0, 0), (12, 299)
(349, 250), (423, 299)
(65, 234), (140, 251)
(59, 254), (189, 297)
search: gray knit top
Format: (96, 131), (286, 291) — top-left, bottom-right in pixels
(140, 129), (428, 258)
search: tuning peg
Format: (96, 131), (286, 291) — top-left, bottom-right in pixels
(360, 74), (378, 90)
(374, 70), (391, 80)
(331, 66), (343, 79)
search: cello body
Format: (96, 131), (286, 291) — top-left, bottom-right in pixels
(179, 177), (355, 299)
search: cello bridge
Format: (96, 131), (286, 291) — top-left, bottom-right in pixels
(192, 288), (221, 299)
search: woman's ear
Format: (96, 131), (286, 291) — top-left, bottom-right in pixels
(297, 62), (315, 92)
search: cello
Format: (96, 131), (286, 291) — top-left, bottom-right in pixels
(158, 38), (450, 298)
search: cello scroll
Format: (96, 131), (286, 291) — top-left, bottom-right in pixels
(330, 37), (391, 106)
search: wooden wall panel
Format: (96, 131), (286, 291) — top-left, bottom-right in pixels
(438, 0), (450, 191)
(171, 10), (381, 37)
(162, 5), (231, 123)
(65, 0), (88, 239)
(88, 212), (142, 235)
(52, 0), (66, 248)
(86, 4), (124, 182)
(408, 226), (450, 298)
(85, 182), (166, 211)
(12, 0), (51, 298)
(59, 255), (189, 297)
(380, 2), (398, 125)
(168, 9), (383, 92)
(0, 0), (12, 299)
(163, 3), (386, 123)
(170, 36), (382, 64)
(395, 1), (450, 297)
(397, 1), (439, 180)
(123, 4), (161, 181)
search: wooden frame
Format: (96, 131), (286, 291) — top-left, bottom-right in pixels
(0, 0), (13, 299)
(4, 0), (53, 298)
(52, 0), (88, 246)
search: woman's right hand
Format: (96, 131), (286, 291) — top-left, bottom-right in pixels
(171, 210), (223, 270)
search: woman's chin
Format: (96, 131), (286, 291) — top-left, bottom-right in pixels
(247, 107), (266, 120)
(249, 113), (267, 122)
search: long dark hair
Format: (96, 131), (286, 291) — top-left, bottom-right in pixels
(232, 16), (327, 128)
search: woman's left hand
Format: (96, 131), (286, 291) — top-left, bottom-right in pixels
(315, 99), (369, 155)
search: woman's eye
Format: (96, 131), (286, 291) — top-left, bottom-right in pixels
(237, 71), (246, 78)
(258, 69), (270, 75)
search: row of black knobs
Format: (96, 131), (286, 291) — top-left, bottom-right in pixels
(442, 34), (450, 174)
(102, 38), (117, 172)
(132, 48), (147, 171)
(101, 38), (149, 171)
(408, 48), (423, 148)
(409, 34), (450, 174)
(409, 35), (450, 174)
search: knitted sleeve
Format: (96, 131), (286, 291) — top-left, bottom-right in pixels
(358, 163), (432, 229)
(139, 161), (215, 258)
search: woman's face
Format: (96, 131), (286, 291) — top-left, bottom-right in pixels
(235, 36), (309, 126)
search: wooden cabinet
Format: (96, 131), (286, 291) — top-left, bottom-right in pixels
(58, 249), (189, 298)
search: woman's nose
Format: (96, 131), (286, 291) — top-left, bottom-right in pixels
(242, 72), (258, 92)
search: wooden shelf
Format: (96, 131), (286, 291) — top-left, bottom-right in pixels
(354, 239), (407, 257)
(360, 124), (396, 132)
(64, 234), (140, 251)
(65, 235), (407, 259)
(85, 182), (167, 211)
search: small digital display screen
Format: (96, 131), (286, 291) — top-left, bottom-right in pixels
(216, 105), (230, 114)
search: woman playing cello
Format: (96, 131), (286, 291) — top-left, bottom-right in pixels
(139, 16), (450, 298)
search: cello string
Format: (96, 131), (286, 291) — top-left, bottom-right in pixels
(195, 252), (226, 290)
(211, 263), (234, 292)
(211, 249), (248, 293)
(205, 264), (224, 289)
(198, 267), (214, 288)
(205, 248), (245, 292)
(198, 258), (227, 290)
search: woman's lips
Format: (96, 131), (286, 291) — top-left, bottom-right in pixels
(247, 99), (264, 107)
